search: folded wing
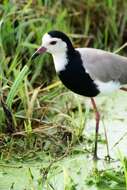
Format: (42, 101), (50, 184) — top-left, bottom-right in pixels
(77, 48), (127, 84)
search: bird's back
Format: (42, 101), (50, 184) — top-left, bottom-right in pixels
(77, 48), (127, 84)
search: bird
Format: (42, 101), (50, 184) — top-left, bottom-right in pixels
(32, 30), (127, 159)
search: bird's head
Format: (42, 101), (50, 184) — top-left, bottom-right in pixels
(32, 30), (74, 59)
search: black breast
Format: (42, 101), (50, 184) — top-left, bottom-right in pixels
(58, 50), (100, 97)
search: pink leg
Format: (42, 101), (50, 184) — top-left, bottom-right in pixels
(90, 98), (100, 159)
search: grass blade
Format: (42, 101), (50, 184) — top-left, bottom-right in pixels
(6, 65), (29, 108)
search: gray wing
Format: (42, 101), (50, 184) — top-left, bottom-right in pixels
(77, 48), (127, 84)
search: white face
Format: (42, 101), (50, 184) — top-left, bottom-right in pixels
(41, 33), (67, 54)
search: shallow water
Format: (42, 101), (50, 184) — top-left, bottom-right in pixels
(0, 156), (120, 190)
(85, 91), (127, 159)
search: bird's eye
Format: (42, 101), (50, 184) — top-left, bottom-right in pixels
(50, 41), (57, 45)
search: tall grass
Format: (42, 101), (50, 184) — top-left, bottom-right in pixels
(0, 1), (71, 131)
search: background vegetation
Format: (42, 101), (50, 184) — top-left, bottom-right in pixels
(1, 0), (127, 189)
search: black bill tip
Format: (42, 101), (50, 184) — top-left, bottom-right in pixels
(31, 46), (47, 60)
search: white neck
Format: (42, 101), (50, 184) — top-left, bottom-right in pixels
(52, 52), (68, 72)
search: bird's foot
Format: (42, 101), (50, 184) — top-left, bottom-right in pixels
(104, 154), (113, 162)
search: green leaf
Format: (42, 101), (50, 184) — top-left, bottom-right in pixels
(6, 65), (29, 108)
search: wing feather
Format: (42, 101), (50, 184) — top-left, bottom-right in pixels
(77, 48), (127, 84)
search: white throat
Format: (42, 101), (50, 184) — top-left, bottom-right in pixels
(52, 52), (68, 72)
